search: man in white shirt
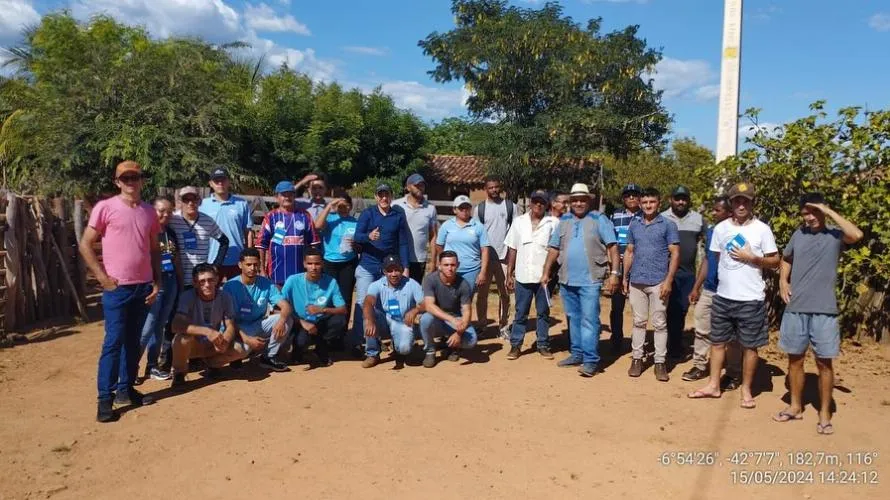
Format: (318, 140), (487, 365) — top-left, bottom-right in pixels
(505, 190), (559, 360)
(688, 182), (779, 409)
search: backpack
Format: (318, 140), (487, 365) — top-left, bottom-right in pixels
(476, 199), (514, 226)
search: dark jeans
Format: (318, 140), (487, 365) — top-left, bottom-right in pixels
(667, 269), (696, 355)
(99, 283), (152, 401)
(610, 290), (627, 341)
(324, 259), (357, 321)
(510, 282), (550, 348)
(407, 262), (425, 285)
(295, 314), (348, 362)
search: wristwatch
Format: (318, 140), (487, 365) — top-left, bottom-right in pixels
(610, 270), (621, 277)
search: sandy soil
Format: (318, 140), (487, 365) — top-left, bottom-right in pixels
(1, 295), (889, 500)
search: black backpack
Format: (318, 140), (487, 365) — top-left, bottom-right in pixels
(476, 199), (514, 226)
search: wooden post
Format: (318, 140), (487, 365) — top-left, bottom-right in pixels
(25, 199), (51, 321)
(73, 199), (87, 301)
(51, 234), (88, 322)
(4, 194), (20, 331)
(52, 198), (72, 317)
(36, 198), (59, 318)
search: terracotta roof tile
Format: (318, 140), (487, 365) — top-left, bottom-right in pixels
(424, 155), (488, 186)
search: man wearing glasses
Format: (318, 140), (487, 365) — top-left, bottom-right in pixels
(169, 186), (229, 286)
(201, 167), (254, 280)
(80, 161), (162, 422)
(609, 183), (642, 354)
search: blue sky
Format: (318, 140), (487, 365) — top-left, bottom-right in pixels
(2, 0), (889, 153)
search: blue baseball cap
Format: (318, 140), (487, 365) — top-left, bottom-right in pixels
(274, 180), (296, 194)
(529, 190), (550, 202)
(622, 183), (642, 196)
(406, 173), (425, 186)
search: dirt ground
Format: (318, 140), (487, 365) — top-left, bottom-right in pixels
(1, 294), (889, 500)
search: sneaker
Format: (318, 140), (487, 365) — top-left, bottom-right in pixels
(578, 362), (598, 377)
(682, 366), (708, 382)
(113, 389), (154, 409)
(499, 325), (512, 341)
(259, 356), (291, 372)
(628, 358), (643, 378)
(422, 352), (437, 368)
(150, 367), (172, 381)
(361, 356), (379, 369)
(506, 346), (521, 360)
(447, 349), (461, 362)
(96, 399), (117, 423)
(557, 355), (582, 367)
(654, 363), (669, 382)
(537, 347), (554, 359)
(171, 373), (187, 391)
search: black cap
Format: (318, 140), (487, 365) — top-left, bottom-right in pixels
(382, 254), (402, 270)
(529, 189), (550, 202)
(210, 167), (229, 180)
(672, 185), (691, 198)
(622, 183), (642, 196)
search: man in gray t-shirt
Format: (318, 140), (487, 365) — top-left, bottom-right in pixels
(419, 251), (478, 367)
(776, 193), (862, 434)
(393, 173), (439, 284)
(473, 176), (520, 336)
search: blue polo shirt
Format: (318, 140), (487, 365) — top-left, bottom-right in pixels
(548, 212), (617, 287)
(703, 227), (719, 292)
(354, 206), (411, 272)
(626, 214), (680, 286)
(436, 217), (490, 273)
(200, 194), (252, 267)
(281, 273), (345, 323)
(321, 213), (358, 263)
(222, 275), (284, 324)
(366, 276), (424, 321)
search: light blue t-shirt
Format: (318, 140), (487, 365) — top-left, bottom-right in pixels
(200, 194), (252, 266)
(322, 213), (358, 263)
(281, 273), (346, 323)
(366, 276), (424, 321)
(436, 217), (490, 273)
(222, 275), (283, 325)
(549, 212), (617, 287)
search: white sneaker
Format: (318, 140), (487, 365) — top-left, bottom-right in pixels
(499, 325), (512, 341)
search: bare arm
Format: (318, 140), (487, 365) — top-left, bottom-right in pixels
(622, 243), (635, 294)
(540, 248), (559, 285)
(313, 199), (341, 230)
(172, 313), (215, 338)
(79, 226), (117, 290)
(659, 244), (680, 301)
(604, 243), (620, 294)
(689, 252), (708, 304)
(362, 295), (377, 337)
(424, 296), (458, 324)
(428, 223), (439, 271)
(505, 247), (517, 291)
(779, 257), (793, 304)
(245, 228), (254, 248)
(811, 204), (864, 244)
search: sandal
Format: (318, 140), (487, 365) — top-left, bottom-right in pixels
(772, 410), (803, 422)
(687, 389), (722, 399)
(816, 422), (835, 435)
(740, 398), (756, 409)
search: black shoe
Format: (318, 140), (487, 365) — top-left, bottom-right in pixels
(393, 354), (405, 370)
(506, 346), (521, 360)
(682, 367), (709, 381)
(171, 373), (187, 391)
(721, 375), (741, 391)
(229, 359), (244, 370)
(628, 358), (643, 378)
(423, 352), (437, 368)
(259, 356), (290, 372)
(203, 367), (223, 379)
(114, 388), (154, 409)
(537, 347), (554, 359)
(97, 399), (118, 423)
(447, 349), (461, 362)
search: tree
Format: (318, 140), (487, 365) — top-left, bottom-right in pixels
(425, 117), (500, 155)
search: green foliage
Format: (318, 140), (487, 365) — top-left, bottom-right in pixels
(696, 102), (890, 337)
(424, 117), (498, 155)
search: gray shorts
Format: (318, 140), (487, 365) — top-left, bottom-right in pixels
(778, 312), (840, 359)
(709, 295), (768, 349)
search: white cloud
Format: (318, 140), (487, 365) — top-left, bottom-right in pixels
(244, 3), (310, 36)
(693, 84), (720, 101)
(648, 57), (719, 101)
(868, 13), (890, 32)
(739, 122), (782, 140)
(751, 5), (782, 22)
(373, 81), (468, 119)
(0, 0), (41, 46)
(343, 46), (388, 56)
(266, 47), (336, 82)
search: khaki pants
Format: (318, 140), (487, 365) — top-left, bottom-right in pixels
(692, 290), (741, 377)
(172, 333), (249, 375)
(476, 252), (510, 327)
(629, 283), (668, 363)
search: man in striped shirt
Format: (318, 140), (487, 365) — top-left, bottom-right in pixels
(609, 183), (642, 354)
(168, 186), (228, 286)
(256, 181), (318, 287)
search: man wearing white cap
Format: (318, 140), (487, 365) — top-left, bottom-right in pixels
(169, 186), (229, 285)
(393, 173), (439, 284)
(541, 183), (620, 377)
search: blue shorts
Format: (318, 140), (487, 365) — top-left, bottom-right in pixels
(778, 312), (840, 359)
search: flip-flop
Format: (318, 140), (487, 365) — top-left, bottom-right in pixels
(740, 399), (756, 409)
(817, 422), (835, 435)
(773, 410), (803, 422)
(687, 389), (722, 399)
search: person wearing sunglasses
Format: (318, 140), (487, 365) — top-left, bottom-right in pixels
(609, 183), (642, 355)
(169, 186), (229, 286)
(80, 161), (162, 423)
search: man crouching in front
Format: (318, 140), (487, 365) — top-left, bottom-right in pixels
(170, 263), (243, 388)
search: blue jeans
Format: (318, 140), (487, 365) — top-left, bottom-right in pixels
(100, 283), (152, 401)
(365, 310), (416, 358)
(239, 314), (294, 358)
(139, 272), (178, 370)
(457, 268), (480, 294)
(419, 312), (478, 353)
(351, 264), (382, 348)
(560, 283), (602, 364)
(510, 282), (550, 348)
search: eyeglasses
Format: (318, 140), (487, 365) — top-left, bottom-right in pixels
(196, 278), (217, 285)
(117, 174), (143, 183)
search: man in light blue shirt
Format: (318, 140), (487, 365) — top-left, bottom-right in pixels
(201, 167), (254, 280)
(541, 183), (620, 378)
(222, 248), (294, 373)
(361, 255), (426, 369)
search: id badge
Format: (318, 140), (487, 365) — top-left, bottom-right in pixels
(386, 298), (402, 321)
(271, 226), (287, 245)
(183, 231), (198, 251)
(161, 251), (175, 272)
(616, 227), (629, 245)
(305, 294), (326, 322)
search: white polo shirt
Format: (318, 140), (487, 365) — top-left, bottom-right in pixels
(504, 213), (560, 284)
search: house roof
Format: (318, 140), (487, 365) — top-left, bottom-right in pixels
(424, 155), (488, 186)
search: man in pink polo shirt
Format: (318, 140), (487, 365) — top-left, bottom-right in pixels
(80, 161), (162, 423)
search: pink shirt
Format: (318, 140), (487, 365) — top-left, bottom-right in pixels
(88, 196), (160, 285)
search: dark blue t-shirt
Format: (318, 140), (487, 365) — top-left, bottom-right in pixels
(703, 227), (719, 293)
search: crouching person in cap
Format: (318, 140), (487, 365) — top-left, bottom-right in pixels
(170, 264), (243, 388)
(419, 251), (478, 367)
(361, 255), (426, 368)
(222, 248), (295, 372)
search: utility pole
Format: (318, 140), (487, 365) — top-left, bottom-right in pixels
(716, 0), (743, 162)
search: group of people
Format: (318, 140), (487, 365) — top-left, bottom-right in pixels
(82, 161), (862, 436)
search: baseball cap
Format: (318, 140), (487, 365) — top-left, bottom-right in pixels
(671, 186), (691, 198)
(452, 195), (472, 208)
(569, 183), (591, 198)
(382, 254), (403, 270)
(178, 186), (199, 199)
(115, 161), (142, 178)
(727, 182), (755, 200)
(375, 183), (392, 194)
(210, 167), (229, 180)
(274, 180), (296, 194)
(529, 190), (550, 202)
(406, 173), (425, 186)
(622, 183), (642, 196)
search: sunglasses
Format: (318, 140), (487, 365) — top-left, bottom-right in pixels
(181, 197), (199, 204)
(117, 174), (143, 183)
